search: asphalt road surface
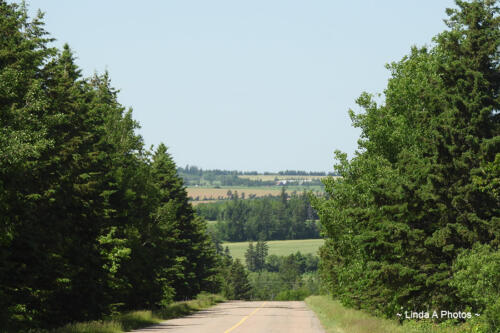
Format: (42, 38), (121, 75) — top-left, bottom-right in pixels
(130, 301), (325, 333)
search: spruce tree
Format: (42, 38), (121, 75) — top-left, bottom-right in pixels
(0, 3), (219, 329)
(0, 2), (55, 329)
(151, 144), (217, 300)
(245, 242), (256, 271)
(255, 240), (269, 271)
(226, 260), (252, 300)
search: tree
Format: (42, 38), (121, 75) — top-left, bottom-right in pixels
(279, 254), (301, 288)
(0, 3), (219, 330)
(225, 260), (252, 300)
(255, 240), (269, 271)
(313, 0), (500, 317)
(0, 2), (56, 329)
(150, 144), (217, 301)
(245, 242), (256, 271)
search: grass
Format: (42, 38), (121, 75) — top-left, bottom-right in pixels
(51, 293), (225, 333)
(223, 238), (324, 261)
(305, 296), (406, 333)
(50, 320), (123, 333)
(305, 295), (480, 333)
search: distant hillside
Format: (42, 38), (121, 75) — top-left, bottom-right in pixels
(177, 165), (337, 187)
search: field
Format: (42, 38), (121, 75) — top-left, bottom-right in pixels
(223, 239), (324, 261)
(188, 186), (325, 205)
(187, 187), (284, 201)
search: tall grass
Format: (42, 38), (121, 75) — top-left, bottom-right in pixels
(51, 293), (225, 333)
(51, 320), (123, 333)
(305, 296), (480, 333)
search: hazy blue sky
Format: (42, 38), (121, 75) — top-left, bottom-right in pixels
(27, 1), (455, 172)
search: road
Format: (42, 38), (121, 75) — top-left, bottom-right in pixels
(130, 301), (325, 333)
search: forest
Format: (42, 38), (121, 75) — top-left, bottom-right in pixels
(197, 190), (320, 241)
(312, 0), (500, 331)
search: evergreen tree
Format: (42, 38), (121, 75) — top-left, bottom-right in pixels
(225, 260), (252, 300)
(150, 144), (217, 300)
(245, 242), (256, 271)
(255, 240), (269, 271)
(0, 3), (56, 329)
(0, 4), (219, 330)
(313, 0), (500, 317)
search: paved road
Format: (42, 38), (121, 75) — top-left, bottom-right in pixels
(130, 301), (325, 333)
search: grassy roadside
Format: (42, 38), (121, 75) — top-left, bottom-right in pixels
(51, 293), (225, 333)
(305, 295), (480, 333)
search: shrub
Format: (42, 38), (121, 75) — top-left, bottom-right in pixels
(451, 243), (500, 332)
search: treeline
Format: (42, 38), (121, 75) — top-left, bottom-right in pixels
(198, 190), (320, 241)
(179, 165), (334, 176)
(179, 165), (259, 175)
(181, 172), (276, 187)
(314, 1), (499, 331)
(277, 170), (332, 176)
(0, 3), (216, 332)
(177, 166), (331, 187)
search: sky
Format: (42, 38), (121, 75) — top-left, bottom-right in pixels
(26, 0), (456, 172)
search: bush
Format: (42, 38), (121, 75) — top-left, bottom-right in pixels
(275, 288), (310, 301)
(451, 243), (500, 332)
(484, 298), (500, 333)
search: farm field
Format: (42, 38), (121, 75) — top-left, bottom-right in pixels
(187, 186), (324, 205)
(223, 239), (324, 261)
(187, 187), (283, 201)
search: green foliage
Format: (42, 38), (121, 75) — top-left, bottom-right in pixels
(153, 293), (225, 320)
(450, 244), (500, 332)
(197, 192), (320, 241)
(0, 3), (218, 331)
(247, 252), (321, 300)
(245, 240), (268, 271)
(223, 259), (252, 300)
(275, 288), (310, 301)
(313, 0), (500, 324)
(50, 293), (225, 333)
(248, 271), (284, 300)
(245, 242), (257, 271)
(113, 311), (160, 331)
